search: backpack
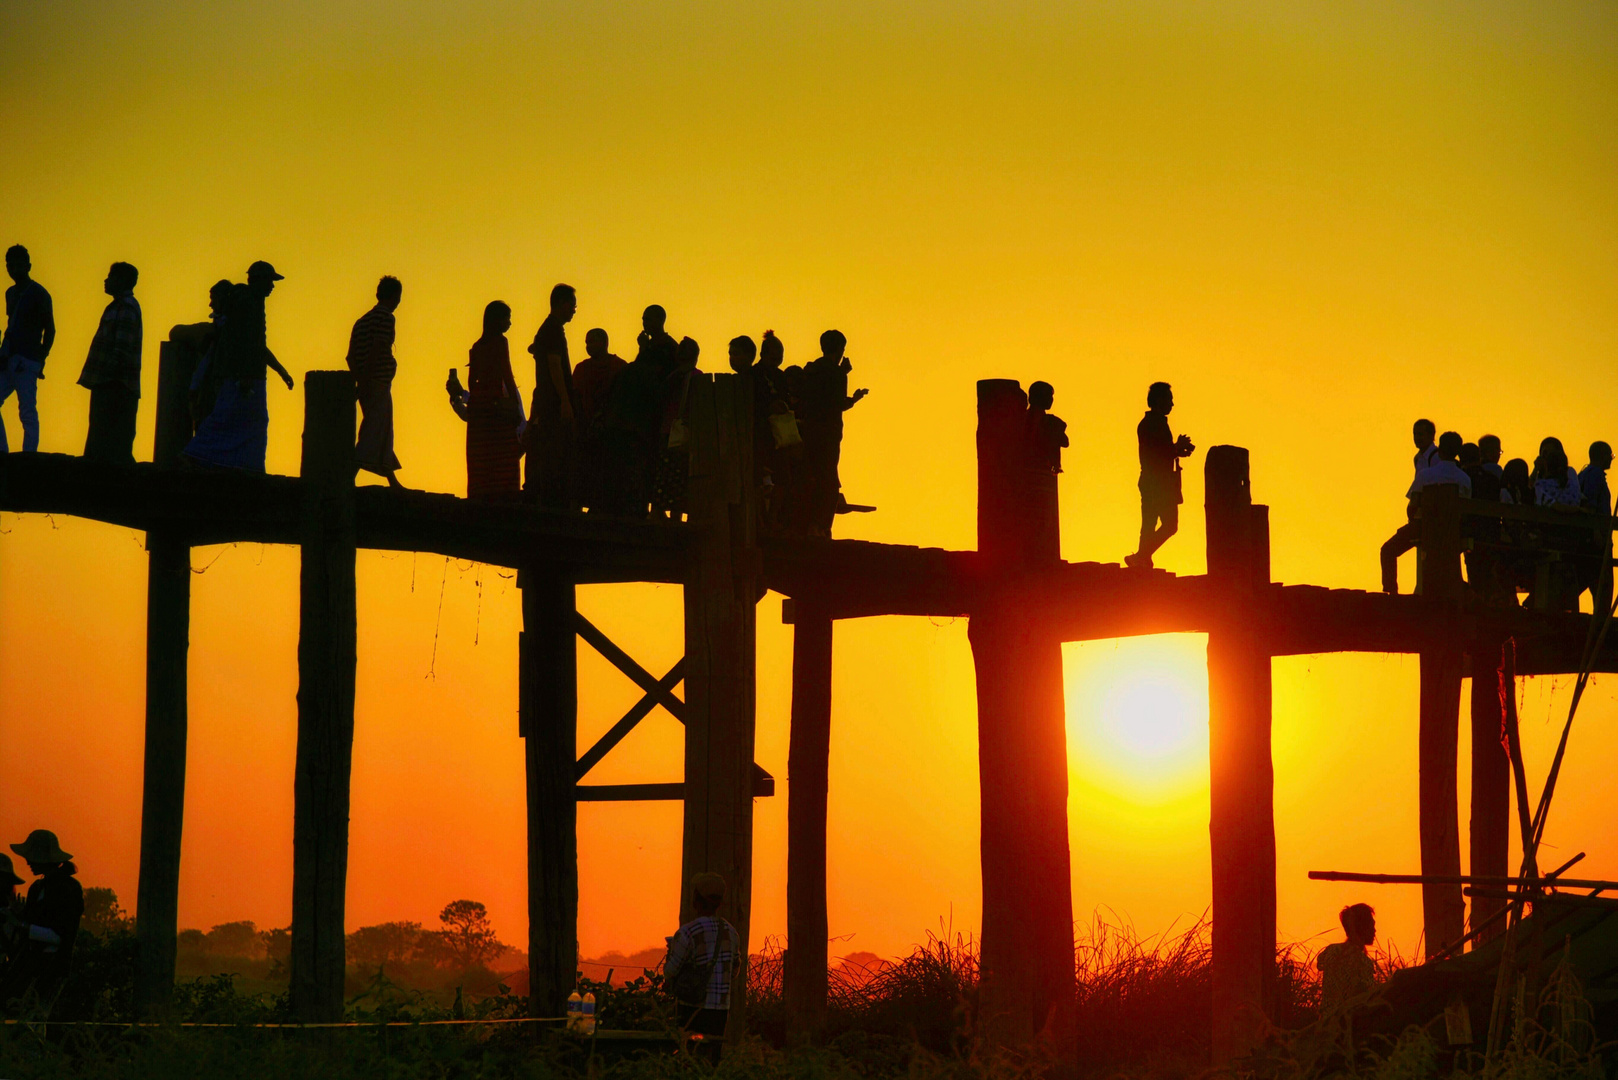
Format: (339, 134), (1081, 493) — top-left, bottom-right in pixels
(669, 919), (729, 1005)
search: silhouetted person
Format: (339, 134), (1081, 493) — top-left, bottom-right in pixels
(184, 261), (293, 472)
(753, 331), (798, 531)
(1027, 380), (1068, 473)
(525, 284), (579, 509)
(171, 279), (234, 436)
(651, 336), (700, 520)
(1317, 903), (1377, 1015)
(346, 275), (405, 487)
(0, 855), (22, 976)
(596, 305), (678, 517)
(573, 327), (626, 510)
(77, 262), (143, 464)
(0, 245), (54, 454)
(1532, 437), (1581, 508)
(1381, 430), (1470, 593)
(1479, 434), (1504, 480)
(0, 831), (82, 1015)
(728, 334), (756, 374)
(664, 872), (740, 1062)
(1410, 418), (1438, 475)
(1579, 441), (1611, 516)
(448, 301), (525, 502)
(1502, 458), (1532, 506)
(1126, 382), (1193, 570)
(799, 330), (868, 536)
(1463, 439), (1503, 503)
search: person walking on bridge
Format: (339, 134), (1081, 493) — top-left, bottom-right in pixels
(447, 300), (525, 502)
(77, 262), (143, 464)
(525, 283), (579, 509)
(0, 245), (54, 454)
(347, 275), (405, 488)
(184, 261), (294, 472)
(1126, 381), (1193, 569)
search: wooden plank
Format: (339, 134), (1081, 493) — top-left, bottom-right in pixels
(785, 607), (833, 1046)
(521, 573), (578, 1020)
(575, 659), (685, 779)
(134, 344), (194, 1012)
(680, 374), (760, 1041)
(1204, 446), (1277, 1064)
(969, 380), (1075, 1050)
(290, 372), (359, 1022)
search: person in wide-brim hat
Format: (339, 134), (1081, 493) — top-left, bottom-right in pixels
(11, 830), (71, 866)
(0, 854), (22, 888)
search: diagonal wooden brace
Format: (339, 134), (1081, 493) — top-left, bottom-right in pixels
(575, 659), (685, 780)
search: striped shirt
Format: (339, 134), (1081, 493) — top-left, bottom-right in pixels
(346, 305), (396, 385)
(77, 294), (143, 395)
(664, 916), (740, 1010)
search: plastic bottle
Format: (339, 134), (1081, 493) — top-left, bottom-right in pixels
(581, 991), (596, 1035)
(566, 990), (583, 1032)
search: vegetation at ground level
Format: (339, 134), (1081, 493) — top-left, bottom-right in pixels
(1, 913), (1605, 1079)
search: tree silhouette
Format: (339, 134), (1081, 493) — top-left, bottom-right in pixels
(437, 900), (502, 970)
(81, 887), (134, 939)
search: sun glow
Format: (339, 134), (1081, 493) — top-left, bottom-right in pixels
(1065, 636), (1210, 800)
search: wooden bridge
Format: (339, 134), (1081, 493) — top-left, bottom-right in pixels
(2, 347), (1612, 1061)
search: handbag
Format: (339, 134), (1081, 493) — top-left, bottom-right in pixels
(769, 411), (803, 450)
(667, 418), (689, 449)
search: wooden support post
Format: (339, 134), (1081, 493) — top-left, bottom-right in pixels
(969, 379), (1075, 1048)
(680, 373), (760, 1033)
(134, 342), (194, 1011)
(1468, 637), (1511, 946)
(785, 604), (833, 1046)
(521, 574), (579, 1018)
(1204, 446), (1276, 1063)
(291, 371), (358, 1022)
(1416, 482), (1465, 956)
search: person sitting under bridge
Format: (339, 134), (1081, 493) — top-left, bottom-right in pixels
(0, 830), (82, 1017)
(1126, 381), (1193, 570)
(1380, 429), (1470, 594)
(664, 872), (741, 1062)
(1317, 902), (1378, 1014)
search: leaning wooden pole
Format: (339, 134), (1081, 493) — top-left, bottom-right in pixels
(1416, 482), (1466, 956)
(290, 371), (358, 1022)
(134, 341), (194, 1011)
(680, 373), (760, 1037)
(520, 573), (579, 1019)
(784, 602), (833, 1046)
(1468, 636), (1511, 945)
(1205, 446), (1277, 1063)
(968, 379), (1075, 1048)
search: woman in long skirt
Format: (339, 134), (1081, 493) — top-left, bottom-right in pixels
(447, 301), (524, 502)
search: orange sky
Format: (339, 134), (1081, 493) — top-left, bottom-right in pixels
(2, 1), (1617, 967)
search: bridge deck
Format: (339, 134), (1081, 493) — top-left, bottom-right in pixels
(1, 452), (1609, 674)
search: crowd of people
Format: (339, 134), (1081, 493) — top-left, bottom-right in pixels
(0, 830), (83, 1017)
(1380, 419), (1613, 607)
(0, 250), (873, 535)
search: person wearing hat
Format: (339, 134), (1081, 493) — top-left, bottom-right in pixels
(182, 260), (294, 473)
(0, 830), (83, 1010)
(663, 872), (741, 1061)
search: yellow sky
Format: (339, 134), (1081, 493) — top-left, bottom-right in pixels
(2, 1), (1616, 964)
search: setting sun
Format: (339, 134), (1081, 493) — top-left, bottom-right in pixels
(1065, 635), (1211, 800)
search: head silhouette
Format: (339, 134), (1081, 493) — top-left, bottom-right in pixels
(643, 305), (667, 334)
(729, 335), (757, 373)
(5, 245), (30, 284)
(1460, 442), (1481, 468)
(550, 283), (577, 322)
(1340, 903), (1376, 947)
(1591, 441), (1613, 471)
(1029, 381), (1054, 411)
(760, 330), (784, 370)
(1536, 437), (1568, 479)
(676, 336), (700, 368)
(483, 300), (512, 337)
(819, 329), (847, 360)
(376, 275), (402, 311)
(585, 327), (608, 357)
(1147, 381), (1173, 413)
(1504, 458), (1530, 489)
(246, 260), (283, 297)
(1413, 419), (1436, 449)
(208, 279), (232, 318)
(1479, 434), (1502, 464)
(105, 262), (138, 297)
(690, 872), (726, 917)
(1437, 431), (1463, 462)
